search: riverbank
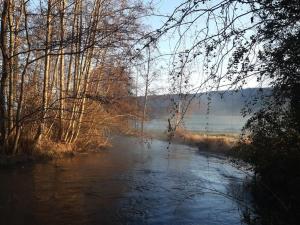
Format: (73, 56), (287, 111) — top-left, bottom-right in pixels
(0, 143), (73, 167)
(0, 138), (111, 168)
(147, 129), (239, 155)
(0, 129), (239, 168)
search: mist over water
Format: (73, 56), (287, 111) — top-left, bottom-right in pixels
(145, 114), (250, 134)
(144, 88), (265, 134)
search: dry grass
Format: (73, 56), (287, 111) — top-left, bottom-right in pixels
(0, 140), (75, 167)
(33, 141), (76, 160)
(173, 128), (238, 153)
(0, 136), (114, 167)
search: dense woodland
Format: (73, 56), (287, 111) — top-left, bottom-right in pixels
(0, 0), (146, 154)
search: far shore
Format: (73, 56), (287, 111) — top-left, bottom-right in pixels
(146, 129), (239, 155)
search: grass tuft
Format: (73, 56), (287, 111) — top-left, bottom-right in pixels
(173, 128), (238, 153)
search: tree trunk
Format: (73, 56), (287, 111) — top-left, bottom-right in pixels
(8, 0), (14, 135)
(0, 0), (10, 148)
(59, 0), (66, 140)
(141, 48), (150, 135)
(36, 0), (52, 143)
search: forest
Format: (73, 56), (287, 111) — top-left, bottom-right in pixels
(0, 0), (299, 225)
(0, 0), (145, 155)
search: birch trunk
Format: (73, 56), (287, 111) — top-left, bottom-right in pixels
(12, 0), (29, 154)
(59, 0), (66, 140)
(68, 0), (101, 143)
(141, 48), (150, 135)
(0, 0), (10, 147)
(36, 0), (52, 143)
(8, 0), (14, 134)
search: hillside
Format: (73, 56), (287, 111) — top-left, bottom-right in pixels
(144, 88), (271, 118)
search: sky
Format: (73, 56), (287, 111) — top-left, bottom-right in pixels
(137, 0), (268, 96)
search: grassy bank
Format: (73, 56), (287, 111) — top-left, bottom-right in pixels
(0, 138), (111, 168)
(152, 129), (239, 154)
(174, 129), (238, 154)
(0, 140), (75, 167)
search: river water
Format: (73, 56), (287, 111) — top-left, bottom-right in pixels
(0, 137), (252, 225)
(144, 115), (250, 134)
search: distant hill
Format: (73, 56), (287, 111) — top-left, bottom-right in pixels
(142, 88), (271, 118)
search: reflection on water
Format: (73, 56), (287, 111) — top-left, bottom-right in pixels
(0, 137), (252, 225)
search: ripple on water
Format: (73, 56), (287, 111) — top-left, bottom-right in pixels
(0, 137), (253, 225)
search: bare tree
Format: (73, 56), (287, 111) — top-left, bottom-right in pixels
(0, 0), (148, 154)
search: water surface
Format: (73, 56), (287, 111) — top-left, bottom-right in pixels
(0, 137), (251, 225)
(145, 115), (250, 134)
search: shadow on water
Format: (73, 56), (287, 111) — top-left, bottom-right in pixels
(0, 137), (255, 225)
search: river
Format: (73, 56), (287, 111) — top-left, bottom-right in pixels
(144, 115), (250, 134)
(0, 137), (253, 225)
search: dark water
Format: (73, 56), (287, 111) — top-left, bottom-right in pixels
(0, 137), (252, 225)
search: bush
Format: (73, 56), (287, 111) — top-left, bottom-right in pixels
(234, 110), (300, 225)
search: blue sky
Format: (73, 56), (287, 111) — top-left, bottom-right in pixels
(137, 0), (268, 95)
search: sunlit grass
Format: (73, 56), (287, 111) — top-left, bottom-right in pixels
(172, 128), (238, 153)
